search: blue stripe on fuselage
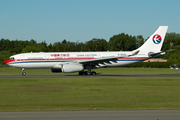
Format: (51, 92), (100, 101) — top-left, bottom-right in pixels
(7, 59), (147, 65)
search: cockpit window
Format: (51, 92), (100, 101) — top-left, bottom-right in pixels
(9, 57), (15, 59)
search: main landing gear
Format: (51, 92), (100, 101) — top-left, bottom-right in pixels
(79, 70), (96, 75)
(22, 68), (26, 76)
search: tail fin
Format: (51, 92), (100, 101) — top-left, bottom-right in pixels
(136, 26), (168, 52)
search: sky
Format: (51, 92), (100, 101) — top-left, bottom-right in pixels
(0, 0), (180, 45)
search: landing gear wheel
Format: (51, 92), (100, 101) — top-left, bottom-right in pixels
(79, 71), (84, 75)
(21, 68), (26, 76)
(92, 71), (96, 75)
(87, 72), (91, 75)
(84, 71), (88, 75)
(79, 70), (96, 75)
(22, 72), (26, 76)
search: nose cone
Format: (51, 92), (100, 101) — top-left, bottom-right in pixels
(4, 59), (10, 64)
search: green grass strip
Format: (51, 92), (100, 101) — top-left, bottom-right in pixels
(0, 77), (180, 111)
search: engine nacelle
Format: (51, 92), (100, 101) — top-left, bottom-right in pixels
(51, 68), (62, 73)
(62, 64), (83, 73)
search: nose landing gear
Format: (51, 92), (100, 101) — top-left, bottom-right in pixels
(22, 68), (26, 76)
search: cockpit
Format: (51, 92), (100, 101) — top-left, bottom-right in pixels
(8, 57), (15, 59)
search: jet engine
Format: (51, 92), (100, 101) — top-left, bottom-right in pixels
(51, 63), (84, 73)
(62, 64), (84, 73)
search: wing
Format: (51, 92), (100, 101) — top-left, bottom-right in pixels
(77, 56), (123, 65)
(77, 50), (140, 65)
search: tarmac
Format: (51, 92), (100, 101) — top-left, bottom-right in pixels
(0, 110), (180, 120)
(1, 74), (180, 78)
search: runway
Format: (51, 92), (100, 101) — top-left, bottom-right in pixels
(0, 74), (180, 78)
(0, 110), (180, 120)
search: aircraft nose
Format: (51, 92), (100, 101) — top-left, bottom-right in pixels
(4, 59), (10, 64)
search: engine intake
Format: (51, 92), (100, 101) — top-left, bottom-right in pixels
(51, 68), (62, 73)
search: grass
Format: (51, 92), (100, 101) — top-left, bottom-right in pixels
(0, 77), (180, 111)
(0, 67), (180, 111)
(0, 67), (180, 75)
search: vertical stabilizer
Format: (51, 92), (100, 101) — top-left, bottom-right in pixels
(136, 26), (168, 52)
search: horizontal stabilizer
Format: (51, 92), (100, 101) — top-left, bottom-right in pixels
(148, 49), (174, 57)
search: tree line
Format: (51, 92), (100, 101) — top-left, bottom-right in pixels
(0, 32), (180, 67)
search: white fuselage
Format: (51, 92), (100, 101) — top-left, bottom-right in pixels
(5, 51), (150, 69)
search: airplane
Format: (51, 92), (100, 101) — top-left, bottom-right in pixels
(4, 26), (168, 76)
